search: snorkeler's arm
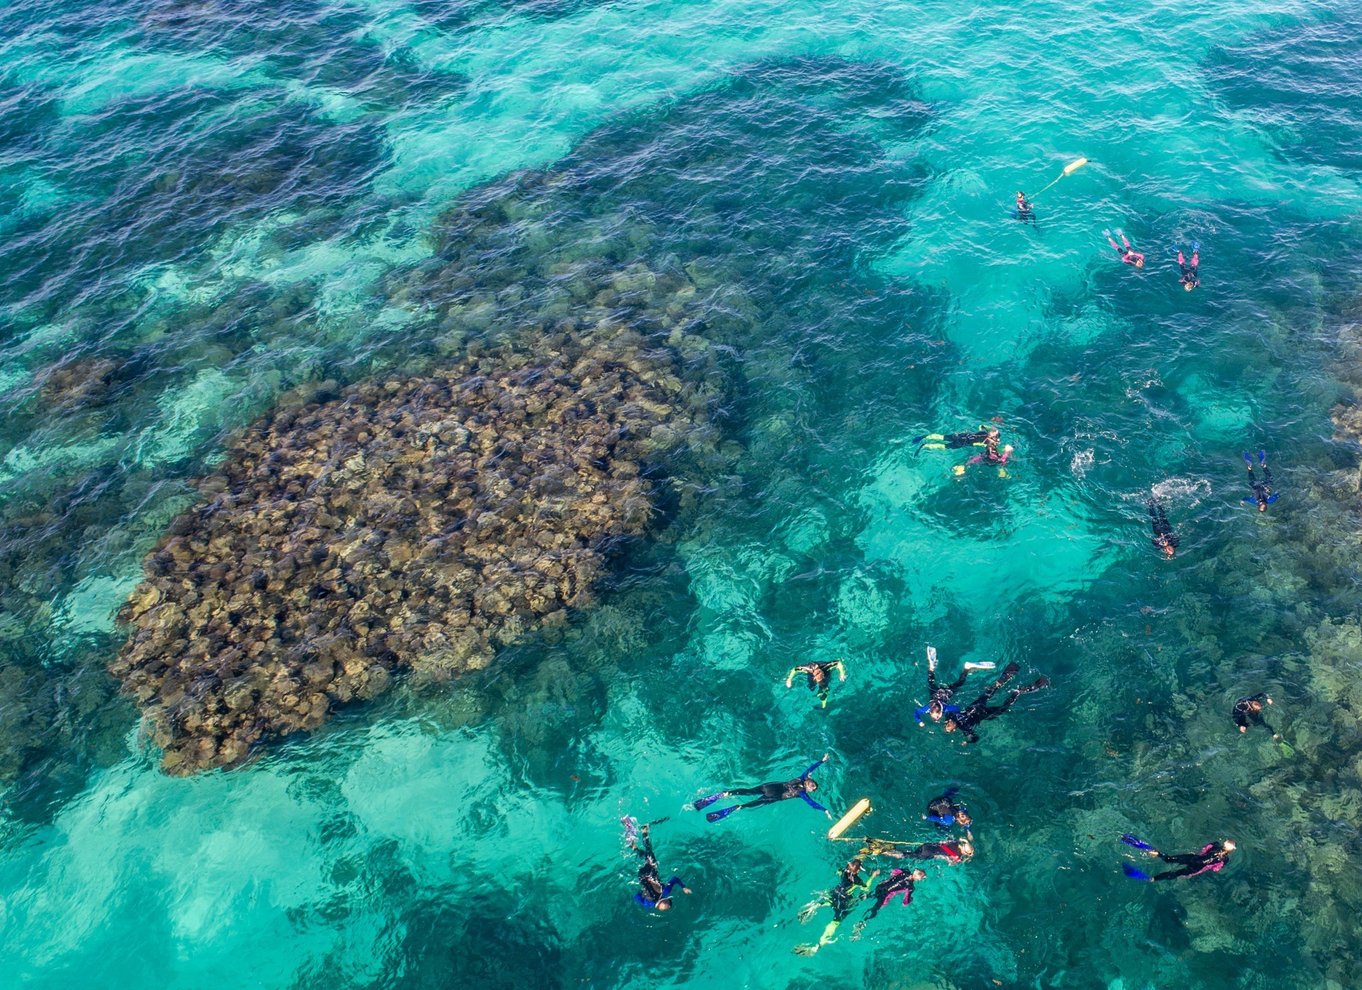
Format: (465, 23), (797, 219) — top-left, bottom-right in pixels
(800, 755), (829, 781)
(800, 791), (829, 814)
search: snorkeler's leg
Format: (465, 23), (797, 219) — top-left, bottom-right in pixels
(981, 662), (1020, 700)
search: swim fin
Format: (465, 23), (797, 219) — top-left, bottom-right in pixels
(963, 661), (996, 671)
(693, 793), (723, 811)
(1258, 449), (1267, 465)
(1120, 833), (1154, 851)
(1122, 863), (1153, 882)
(706, 805), (740, 823)
(1242, 451), (1253, 465)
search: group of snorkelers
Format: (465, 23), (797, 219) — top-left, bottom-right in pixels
(626, 643), (1270, 935)
(1013, 191), (1200, 291)
(912, 424), (1012, 476)
(623, 191), (1279, 939)
(1147, 449), (1279, 559)
(910, 419), (1278, 556)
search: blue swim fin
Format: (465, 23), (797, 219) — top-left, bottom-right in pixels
(693, 793), (723, 811)
(1242, 451), (1253, 465)
(1258, 449), (1267, 465)
(1120, 833), (1154, 851)
(1122, 863), (1153, 882)
(706, 805), (740, 824)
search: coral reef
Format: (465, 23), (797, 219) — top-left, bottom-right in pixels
(112, 324), (707, 774)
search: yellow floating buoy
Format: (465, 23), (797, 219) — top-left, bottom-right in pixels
(828, 798), (872, 840)
(1030, 156), (1091, 199)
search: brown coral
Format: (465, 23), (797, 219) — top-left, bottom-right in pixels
(112, 325), (701, 774)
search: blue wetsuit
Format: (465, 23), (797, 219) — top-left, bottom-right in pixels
(925, 788), (970, 829)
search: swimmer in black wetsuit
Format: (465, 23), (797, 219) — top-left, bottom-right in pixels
(872, 837), (974, 865)
(1147, 498), (1179, 559)
(1016, 191), (1036, 225)
(852, 867), (927, 937)
(942, 662), (1049, 744)
(786, 659), (846, 709)
(630, 823), (690, 911)
(795, 858), (879, 954)
(1232, 693), (1278, 738)
(1124, 839), (1235, 881)
(1242, 451), (1278, 512)
(915, 646), (996, 726)
(914, 426), (998, 454)
(694, 755), (832, 823)
(924, 786), (972, 832)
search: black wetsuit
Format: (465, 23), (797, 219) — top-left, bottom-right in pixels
(789, 661), (841, 707)
(915, 660), (968, 723)
(697, 759), (828, 822)
(944, 430), (989, 449)
(829, 861), (870, 923)
(864, 869), (920, 920)
(1232, 693), (1275, 735)
(1147, 500), (1179, 555)
(884, 840), (969, 864)
(948, 662), (1049, 744)
(633, 832), (685, 909)
(1246, 465), (1275, 509)
(1151, 843), (1231, 881)
(1016, 195), (1036, 225)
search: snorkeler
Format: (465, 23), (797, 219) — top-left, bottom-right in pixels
(942, 662), (1050, 745)
(786, 659), (847, 709)
(1232, 692), (1279, 738)
(1120, 835), (1235, 881)
(876, 837), (975, 864)
(1147, 498), (1179, 559)
(1177, 242), (1201, 291)
(914, 426), (1000, 455)
(852, 868), (927, 935)
(628, 822), (690, 910)
(694, 754), (832, 823)
(1016, 191), (1036, 224)
(915, 646), (996, 726)
(1242, 451), (1278, 512)
(795, 858), (879, 954)
(1104, 228), (1145, 268)
(924, 786), (972, 831)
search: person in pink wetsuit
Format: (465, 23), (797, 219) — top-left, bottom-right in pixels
(1104, 228), (1145, 267)
(1122, 838), (1235, 881)
(1177, 242), (1201, 290)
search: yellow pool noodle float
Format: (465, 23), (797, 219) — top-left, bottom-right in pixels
(828, 798), (872, 840)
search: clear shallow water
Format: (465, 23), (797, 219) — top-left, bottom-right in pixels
(2, 0), (1362, 987)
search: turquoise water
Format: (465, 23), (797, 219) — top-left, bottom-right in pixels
(3, 0), (1362, 986)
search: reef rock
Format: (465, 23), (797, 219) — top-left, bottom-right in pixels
(113, 325), (701, 773)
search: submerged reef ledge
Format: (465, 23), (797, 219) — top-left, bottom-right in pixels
(112, 325), (703, 774)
